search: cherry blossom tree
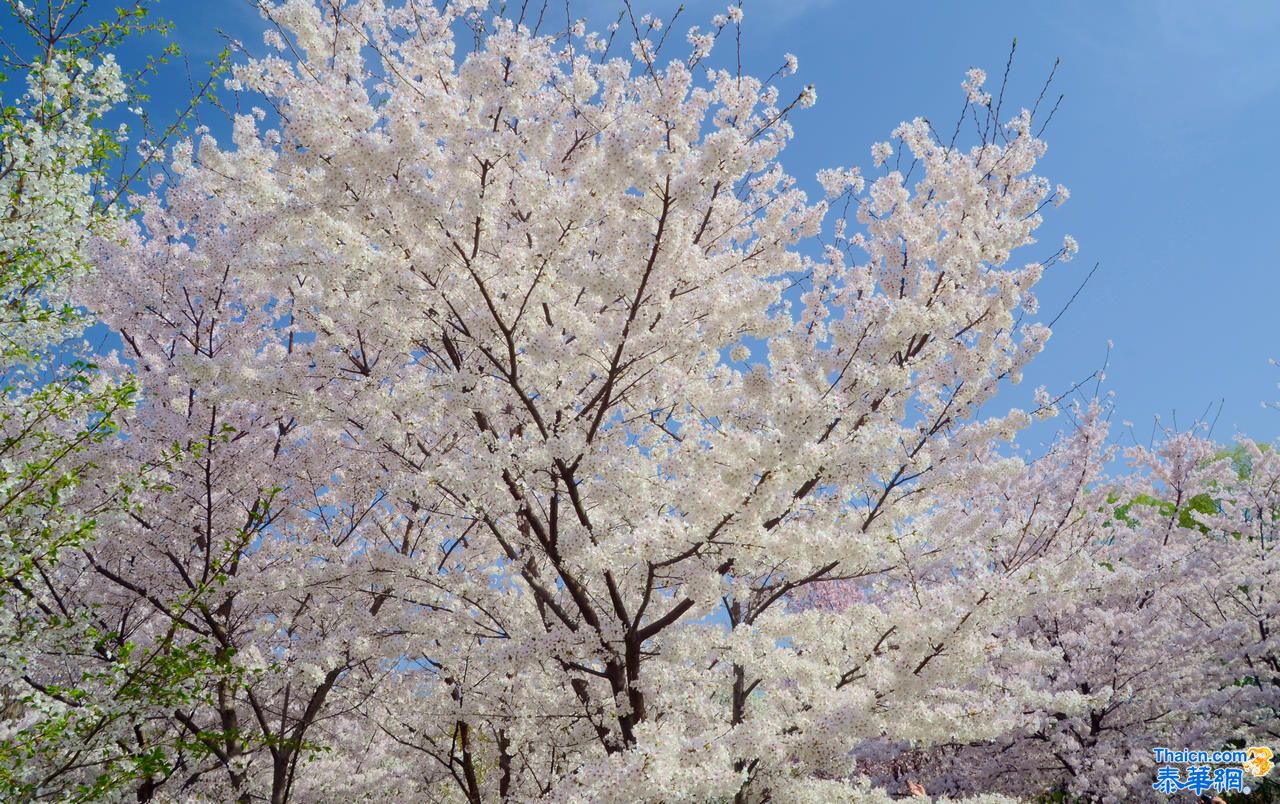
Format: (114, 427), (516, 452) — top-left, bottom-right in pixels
(889, 430), (1280, 803)
(71, 2), (1102, 800)
(26, 0), (1264, 800)
(1176, 438), (1280, 797)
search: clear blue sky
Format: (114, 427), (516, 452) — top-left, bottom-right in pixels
(17, 0), (1280, 448)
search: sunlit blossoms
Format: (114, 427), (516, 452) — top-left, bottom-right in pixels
(74, 1), (1082, 797)
(3, 1), (1276, 802)
(1, 51), (125, 352)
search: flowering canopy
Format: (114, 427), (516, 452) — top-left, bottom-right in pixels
(4, 1), (1274, 802)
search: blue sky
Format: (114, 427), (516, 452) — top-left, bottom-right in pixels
(15, 0), (1280, 449)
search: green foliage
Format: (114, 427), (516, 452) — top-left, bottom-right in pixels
(1111, 491), (1217, 533)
